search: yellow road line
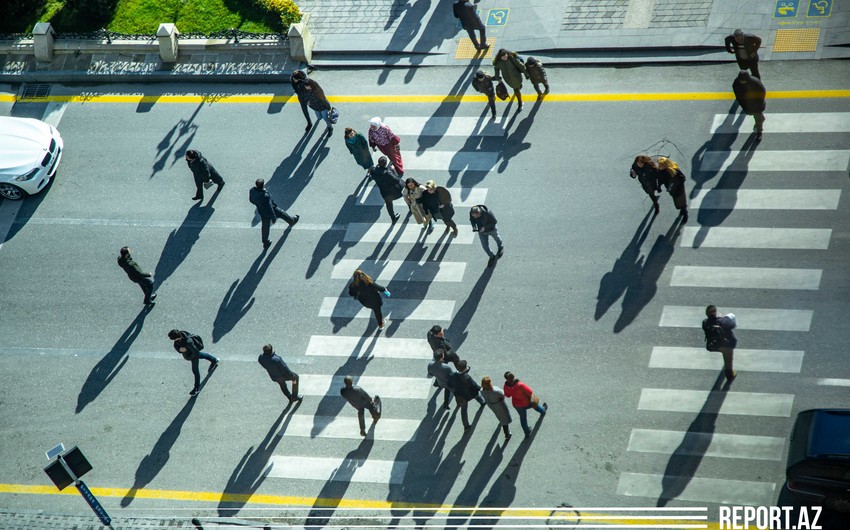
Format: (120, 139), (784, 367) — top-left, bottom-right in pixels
(0, 90), (848, 105)
(0, 483), (720, 528)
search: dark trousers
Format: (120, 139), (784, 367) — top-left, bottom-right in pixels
(720, 347), (735, 379)
(464, 25), (486, 49)
(437, 385), (452, 408)
(356, 402), (378, 432)
(383, 197), (397, 218)
(194, 175), (224, 200)
(438, 350), (463, 372)
(190, 352), (217, 388)
(532, 81), (550, 95)
(456, 393), (485, 429)
(136, 277), (155, 303)
(737, 59), (760, 79)
(260, 208), (295, 244)
(371, 306), (384, 325)
(275, 374), (299, 399)
(485, 93), (496, 117)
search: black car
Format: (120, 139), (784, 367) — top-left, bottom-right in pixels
(787, 409), (850, 512)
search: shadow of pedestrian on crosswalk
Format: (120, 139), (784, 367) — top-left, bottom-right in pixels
(691, 134), (760, 248)
(595, 209), (655, 322)
(212, 232), (291, 343)
(377, 0), (453, 85)
(216, 403), (299, 517)
(656, 373), (728, 507)
(447, 265), (494, 352)
(150, 103), (201, 178)
(444, 428), (504, 528)
(496, 98), (542, 174)
(267, 128), (331, 211)
(75, 305), (152, 413)
(689, 101), (744, 199)
(153, 199), (219, 288)
(416, 62), (481, 155)
(305, 437), (375, 527)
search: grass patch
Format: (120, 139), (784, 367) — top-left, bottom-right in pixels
(4, 0), (281, 34)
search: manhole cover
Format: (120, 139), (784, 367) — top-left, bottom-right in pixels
(21, 83), (51, 99)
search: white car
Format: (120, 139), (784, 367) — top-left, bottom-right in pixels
(0, 116), (63, 200)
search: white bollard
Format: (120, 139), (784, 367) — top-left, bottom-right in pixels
(156, 23), (179, 62)
(33, 22), (56, 62)
(287, 12), (314, 64)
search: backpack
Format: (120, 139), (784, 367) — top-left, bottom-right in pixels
(704, 321), (724, 352)
(189, 333), (204, 351)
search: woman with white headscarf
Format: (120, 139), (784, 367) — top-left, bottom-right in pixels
(368, 117), (404, 176)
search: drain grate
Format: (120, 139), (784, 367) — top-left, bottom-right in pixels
(21, 83), (51, 99)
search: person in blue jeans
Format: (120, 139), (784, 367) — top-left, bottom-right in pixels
(169, 329), (219, 396)
(503, 371), (547, 437)
(290, 69), (334, 135)
(470, 205), (504, 268)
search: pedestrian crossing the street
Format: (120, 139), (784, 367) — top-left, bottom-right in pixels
(617, 109), (847, 507)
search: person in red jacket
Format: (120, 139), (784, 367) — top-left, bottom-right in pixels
(503, 371), (547, 437)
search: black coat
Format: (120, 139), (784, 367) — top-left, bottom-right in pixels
(258, 353), (295, 381)
(417, 189), (441, 216)
(630, 162), (662, 196)
(349, 280), (386, 309)
(249, 187), (278, 220)
(172, 331), (199, 360)
(370, 165), (404, 200)
(660, 168), (687, 207)
(291, 76), (331, 112)
(447, 371), (481, 401)
(118, 255), (150, 283)
(472, 74), (495, 96)
(470, 205), (497, 232)
(725, 33), (761, 62)
(526, 62), (548, 85)
(733, 75), (766, 115)
(453, 0), (484, 29)
(187, 153), (222, 186)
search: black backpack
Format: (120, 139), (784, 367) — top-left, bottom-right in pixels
(704, 321), (724, 352)
(189, 333), (205, 351)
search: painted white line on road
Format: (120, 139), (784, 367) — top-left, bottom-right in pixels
(650, 347), (804, 373)
(344, 222), (474, 244)
(699, 150), (850, 172)
(10, 217), (348, 231)
(382, 116), (505, 137)
(280, 415), (420, 442)
(711, 112), (850, 134)
(638, 388), (794, 417)
(0, 200), (22, 252)
(817, 378), (850, 387)
(358, 184), (487, 207)
(690, 189), (841, 210)
(331, 259), (466, 283)
(319, 297), (455, 321)
(617, 472), (776, 506)
(298, 374), (432, 399)
(268, 455), (408, 484)
(627, 429), (785, 460)
(306, 335), (431, 360)
(680, 227), (832, 249)
(660, 306), (813, 332)
(670, 266), (822, 290)
(402, 150), (499, 171)
(41, 101), (68, 128)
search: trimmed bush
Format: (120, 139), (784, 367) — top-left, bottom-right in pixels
(255, 0), (302, 29)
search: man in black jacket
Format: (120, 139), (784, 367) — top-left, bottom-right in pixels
(117, 246), (156, 305)
(369, 156), (403, 223)
(340, 375), (380, 436)
(724, 29), (762, 79)
(291, 69), (334, 135)
(453, 0), (488, 51)
(427, 351), (455, 411)
(470, 204), (503, 267)
(702, 305), (738, 382)
(258, 344), (303, 403)
(447, 360), (485, 432)
(471, 70), (497, 119)
(732, 70), (767, 141)
(168, 329), (219, 396)
(185, 150), (225, 201)
(427, 325), (465, 371)
(249, 178), (300, 249)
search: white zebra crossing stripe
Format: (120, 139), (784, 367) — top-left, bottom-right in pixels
(402, 150), (500, 171)
(319, 297), (455, 321)
(306, 335), (431, 359)
(817, 378), (850, 387)
(660, 306), (813, 332)
(297, 374), (432, 399)
(680, 227), (832, 250)
(617, 473), (776, 506)
(649, 347), (804, 373)
(358, 184), (488, 207)
(710, 112), (850, 134)
(281, 415), (420, 442)
(627, 429), (785, 460)
(344, 222), (475, 244)
(670, 266), (822, 290)
(381, 117), (505, 137)
(690, 189), (841, 210)
(699, 150), (850, 172)
(267, 455), (408, 484)
(638, 389), (794, 417)
(331, 259), (467, 283)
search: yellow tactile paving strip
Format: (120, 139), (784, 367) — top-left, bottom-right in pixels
(773, 28), (820, 52)
(454, 37), (495, 60)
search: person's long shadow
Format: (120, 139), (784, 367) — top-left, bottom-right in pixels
(378, 0), (444, 85)
(151, 103), (202, 178)
(120, 371), (214, 507)
(496, 98), (542, 173)
(595, 209), (655, 321)
(216, 403), (300, 517)
(75, 306), (152, 413)
(153, 192), (220, 288)
(447, 265), (494, 352)
(311, 339), (377, 438)
(614, 218), (684, 333)
(212, 231), (291, 343)
(267, 129), (331, 211)
(416, 61), (481, 155)
(444, 428), (504, 529)
(691, 134), (760, 248)
(304, 437), (375, 528)
(689, 100), (744, 199)
(657, 373), (728, 506)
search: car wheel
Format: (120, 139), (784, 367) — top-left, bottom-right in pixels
(0, 183), (26, 200)
(825, 496), (850, 513)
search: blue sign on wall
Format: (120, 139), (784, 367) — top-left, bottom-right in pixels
(774, 0), (800, 17)
(487, 9), (510, 26)
(807, 0), (833, 17)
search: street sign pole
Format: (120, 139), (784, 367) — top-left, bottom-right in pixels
(44, 444), (113, 528)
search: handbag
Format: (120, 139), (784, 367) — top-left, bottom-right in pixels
(329, 107), (339, 124)
(203, 180), (214, 189)
(530, 393), (541, 407)
(495, 81), (509, 101)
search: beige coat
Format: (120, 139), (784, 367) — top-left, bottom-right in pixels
(403, 185), (427, 224)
